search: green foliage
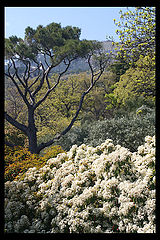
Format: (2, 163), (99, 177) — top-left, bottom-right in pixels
(83, 111), (155, 152)
(113, 96), (155, 118)
(114, 7), (155, 63)
(107, 57), (129, 82)
(82, 71), (117, 120)
(5, 123), (28, 147)
(107, 8), (155, 114)
(34, 71), (116, 146)
(105, 92), (118, 111)
(5, 35), (38, 60)
(4, 145), (64, 182)
(113, 55), (155, 106)
(5, 23), (81, 61)
(40, 145), (65, 160)
(58, 108), (155, 152)
(5, 23), (102, 66)
(56, 125), (88, 151)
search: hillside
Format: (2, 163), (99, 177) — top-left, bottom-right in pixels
(5, 41), (114, 76)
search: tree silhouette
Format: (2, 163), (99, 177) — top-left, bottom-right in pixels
(5, 22), (111, 153)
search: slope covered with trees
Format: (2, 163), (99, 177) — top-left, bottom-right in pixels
(4, 7), (155, 233)
(5, 7), (155, 153)
(5, 23), (112, 153)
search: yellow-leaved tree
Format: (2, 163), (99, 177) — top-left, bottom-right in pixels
(105, 7), (155, 112)
(114, 7), (155, 64)
(113, 55), (155, 106)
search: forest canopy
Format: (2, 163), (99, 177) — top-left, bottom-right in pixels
(5, 7), (155, 153)
(4, 7), (156, 234)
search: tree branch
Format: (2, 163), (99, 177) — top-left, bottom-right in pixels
(34, 59), (71, 109)
(36, 92), (88, 153)
(36, 59), (105, 153)
(22, 59), (31, 82)
(5, 112), (28, 134)
(5, 72), (30, 107)
(5, 140), (17, 148)
(28, 72), (41, 89)
(31, 73), (45, 98)
(11, 58), (26, 89)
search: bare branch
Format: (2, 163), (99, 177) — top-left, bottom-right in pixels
(30, 61), (48, 98)
(60, 92), (86, 136)
(10, 58), (26, 89)
(36, 57), (105, 153)
(22, 59), (31, 82)
(5, 112), (28, 134)
(31, 74), (45, 98)
(28, 72), (41, 89)
(6, 58), (37, 107)
(45, 65), (52, 89)
(4, 72), (30, 107)
(34, 59), (71, 109)
(5, 140), (17, 148)
(44, 54), (50, 68)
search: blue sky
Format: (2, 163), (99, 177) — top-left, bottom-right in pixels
(5, 7), (135, 42)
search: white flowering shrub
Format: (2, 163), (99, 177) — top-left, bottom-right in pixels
(4, 136), (155, 233)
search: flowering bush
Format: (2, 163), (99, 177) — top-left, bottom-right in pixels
(4, 136), (155, 233)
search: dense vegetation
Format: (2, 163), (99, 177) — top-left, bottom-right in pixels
(57, 108), (155, 152)
(5, 136), (155, 233)
(5, 145), (65, 182)
(4, 7), (155, 233)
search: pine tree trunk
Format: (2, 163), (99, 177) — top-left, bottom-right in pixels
(27, 107), (38, 154)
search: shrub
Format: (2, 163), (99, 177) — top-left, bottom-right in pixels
(40, 145), (65, 161)
(5, 136), (155, 233)
(5, 123), (28, 147)
(56, 125), (88, 151)
(4, 145), (64, 182)
(5, 146), (44, 182)
(58, 109), (155, 152)
(83, 111), (155, 152)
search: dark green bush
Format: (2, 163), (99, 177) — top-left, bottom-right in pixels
(58, 108), (155, 152)
(56, 125), (88, 151)
(83, 112), (155, 152)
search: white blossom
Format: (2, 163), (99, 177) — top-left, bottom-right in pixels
(5, 136), (156, 233)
